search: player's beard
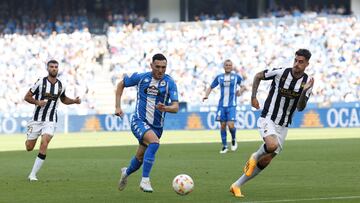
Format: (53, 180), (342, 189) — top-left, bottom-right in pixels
(49, 71), (58, 77)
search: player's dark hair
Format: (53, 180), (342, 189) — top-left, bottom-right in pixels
(295, 49), (311, 61)
(47, 60), (59, 67)
(152, 53), (167, 62)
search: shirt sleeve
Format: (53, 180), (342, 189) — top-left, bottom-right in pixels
(263, 68), (284, 80)
(30, 78), (42, 94)
(169, 81), (178, 102)
(123, 72), (143, 87)
(305, 79), (313, 98)
(237, 74), (243, 85)
(210, 75), (220, 88)
(60, 87), (66, 98)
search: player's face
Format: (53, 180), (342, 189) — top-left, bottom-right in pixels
(47, 63), (59, 77)
(151, 59), (167, 80)
(224, 61), (233, 73)
(292, 55), (309, 74)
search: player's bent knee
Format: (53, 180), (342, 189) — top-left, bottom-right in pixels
(266, 143), (278, 153)
(25, 140), (35, 151)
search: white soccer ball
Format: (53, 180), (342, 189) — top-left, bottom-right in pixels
(172, 174), (194, 195)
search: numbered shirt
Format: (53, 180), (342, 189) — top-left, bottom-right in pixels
(30, 77), (66, 122)
(261, 67), (313, 126)
(124, 72), (178, 128)
(210, 73), (243, 107)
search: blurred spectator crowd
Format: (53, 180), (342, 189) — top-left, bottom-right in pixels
(108, 16), (360, 111)
(0, 13), (359, 114)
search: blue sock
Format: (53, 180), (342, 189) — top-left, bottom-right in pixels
(220, 129), (227, 147)
(142, 143), (160, 178)
(126, 156), (142, 176)
(229, 127), (236, 141)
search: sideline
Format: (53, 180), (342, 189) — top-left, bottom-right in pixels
(0, 128), (359, 152)
(239, 195), (360, 203)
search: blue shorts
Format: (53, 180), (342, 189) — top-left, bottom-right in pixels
(216, 106), (236, 122)
(131, 116), (163, 145)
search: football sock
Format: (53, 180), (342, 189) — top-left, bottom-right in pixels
(229, 128), (236, 142)
(220, 129), (227, 147)
(126, 156), (142, 176)
(30, 153), (46, 176)
(234, 166), (262, 187)
(253, 144), (269, 160)
(142, 143), (159, 178)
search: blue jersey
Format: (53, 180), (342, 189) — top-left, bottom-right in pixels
(124, 72), (178, 128)
(210, 73), (242, 107)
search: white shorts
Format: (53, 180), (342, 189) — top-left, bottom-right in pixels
(26, 121), (56, 140)
(257, 117), (288, 154)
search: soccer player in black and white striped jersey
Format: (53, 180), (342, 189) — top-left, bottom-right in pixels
(230, 49), (314, 197)
(24, 60), (81, 181)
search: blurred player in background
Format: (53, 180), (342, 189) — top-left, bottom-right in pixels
(115, 53), (179, 193)
(203, 59), (245, 153)
(230, 49), (314, 197)
(24, 60), (81, 181)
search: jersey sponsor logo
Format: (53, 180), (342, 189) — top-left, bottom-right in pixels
(278, 88), (300, 99)
(231, 76), (234, 79)
(43, 92), (59, 100)
(223, 80), (231, 86)
(145, 85), (160, 96)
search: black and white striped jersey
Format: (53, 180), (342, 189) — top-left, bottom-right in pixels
(30, 77), (66, 122)
(261, 68), (312, 127)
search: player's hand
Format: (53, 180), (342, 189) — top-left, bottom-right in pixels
(303, 78), (314, 91)
(251, 97), (260, 109)
(37, 100), (47, 107)
(74, 97), (81, 104)
(202, 96), (208, 102)
(115, 107), (124, 117)
(156, 102), (167, 112)
(236, 90), (241, 97)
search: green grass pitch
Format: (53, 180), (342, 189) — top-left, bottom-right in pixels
(0, 128), (360, 203)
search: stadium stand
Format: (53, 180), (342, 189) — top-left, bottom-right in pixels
(0, 0), (358, 114)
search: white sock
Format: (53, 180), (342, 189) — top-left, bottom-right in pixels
(234, 166), (262, 187)
(29, 157), (45, 177)
(253, 144), (268, 160)
(141, 177), (150, 182)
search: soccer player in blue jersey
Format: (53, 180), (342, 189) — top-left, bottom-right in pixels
(115, 53), (179, 193)
(203, 59), (245, 153)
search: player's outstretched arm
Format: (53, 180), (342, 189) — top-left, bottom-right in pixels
(60, 95), (81, 105)
(115, 80), (125, 117)
(156, 102), (179, 113)
(251, 71), (265, 109)
(202, 87), (212, 102)
(24, 90), (47, 107)
(297, 77), (314, 111)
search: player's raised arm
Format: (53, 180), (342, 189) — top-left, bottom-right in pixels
(115, 79), (125, 117)
(251, 71), (265, 109)
(297, 77), (314, 111)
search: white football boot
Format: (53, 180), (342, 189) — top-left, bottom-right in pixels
(118, 167), (128, 191)
(140, 178), (153, 193)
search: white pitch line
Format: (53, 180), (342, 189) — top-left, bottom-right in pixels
(239, 195), (360, 203)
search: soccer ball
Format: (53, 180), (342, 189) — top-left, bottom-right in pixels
(172, 174), (194, 195)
